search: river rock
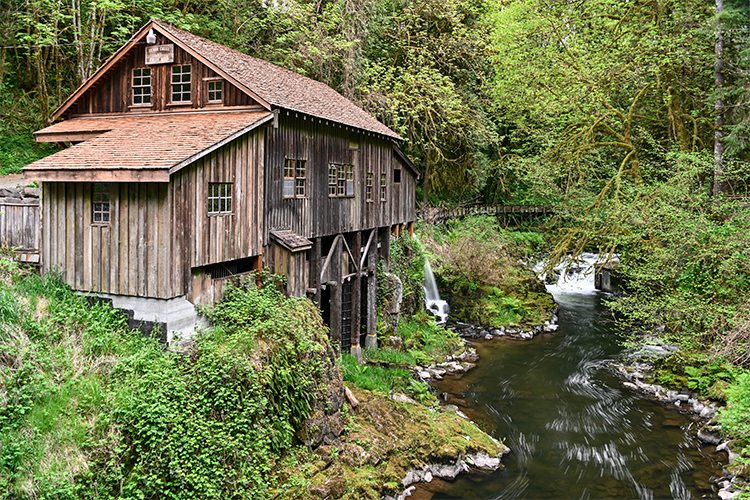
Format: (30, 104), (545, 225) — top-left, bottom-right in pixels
(718, 489), (740, 500)
(466, 453), (501, 470)
(700, 406), (716, 419)
(698, 428), (722, 446)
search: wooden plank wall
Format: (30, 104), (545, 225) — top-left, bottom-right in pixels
(70, 33), (256, 115)
(266, 242), (308, 297)
(42, 182), (172, 298)
(171, 126), (265, 285)
(0, 203), (39, 252)
(264, 113), (417, 241)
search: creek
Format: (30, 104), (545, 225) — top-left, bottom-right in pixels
(415, 261), (725, 500)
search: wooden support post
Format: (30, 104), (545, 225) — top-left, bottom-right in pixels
(330, 238), (342, 353)
(351, 231), (362, 360)
(311, 237), (321, 305)
(365, 230), (378, 349)
(379, 227), (390, 272)
(408, 221), (414, 237)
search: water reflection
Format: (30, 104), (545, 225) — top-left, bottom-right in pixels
(421, 288), (723, 500)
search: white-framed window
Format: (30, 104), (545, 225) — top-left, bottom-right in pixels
(283, 159), (306, 198)
(366, 172), (373, 201)
(171, 64), (191, 103)
(328, 165), (337, 196)
(132, 68), (151, 105)
(93, 183), (110, 223)
(330, 164), (354, 197)
(207, 80), (223, 103)
(380, 173), (387, 201)
(208, 183), (232, 215)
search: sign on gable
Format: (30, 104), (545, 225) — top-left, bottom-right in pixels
(146, 44), (174, 65)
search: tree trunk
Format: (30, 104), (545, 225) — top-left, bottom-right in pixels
(713, 0), (726, 198)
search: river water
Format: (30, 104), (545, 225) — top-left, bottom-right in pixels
(416, 266), (724, 500)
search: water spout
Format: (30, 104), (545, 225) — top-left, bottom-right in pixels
(424, 260), (449, 324)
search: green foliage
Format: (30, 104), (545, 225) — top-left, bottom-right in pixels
(419, 215), (553, 327)
(0, 264), (334, 499)
(0, 131), (56, 175)
(601, 151), (750, 348)
(384, 235), (427, 317)
(395, 314), (463, 366)
(340, 353), (411, 394)
(719, 371), (750, 453)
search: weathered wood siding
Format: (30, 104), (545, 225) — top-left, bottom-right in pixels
(42, 182), (173, 297)
(264, 113), (416, 240)
(171, 126), (265, 279)
(266, 242), (308, 297)
(391, 151), (416, 226)
(0, 203), (39, 252)
(69, 32), (257, 116)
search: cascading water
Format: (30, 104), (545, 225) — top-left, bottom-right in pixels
(419, 252), (722, 500)
(424, 260), (449, 324)
(534, 252), (618, 295)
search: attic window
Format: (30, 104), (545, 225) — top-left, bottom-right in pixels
(208, 183), (232, 215)
(171, 65), (191, 103)
(132, 68), (151, 105)
(207, 80), (223, 103)
(283, 159), (306, 198)
(93, 184), (110, 223)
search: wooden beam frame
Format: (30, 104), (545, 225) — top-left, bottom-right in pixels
(23, 169), (170, 183)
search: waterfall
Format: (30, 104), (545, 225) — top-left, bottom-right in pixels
(424, 260), (449, 324)
(533, 253), (618, 296)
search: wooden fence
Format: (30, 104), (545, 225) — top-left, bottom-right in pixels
(417, 205), (553, 223)
(0, 202), (40, 263)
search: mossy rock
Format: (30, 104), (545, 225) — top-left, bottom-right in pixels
(269, 385), (507, 499)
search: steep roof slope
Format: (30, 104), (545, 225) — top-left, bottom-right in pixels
(153, 21), (400, 140)
(52, 20), (400, 140)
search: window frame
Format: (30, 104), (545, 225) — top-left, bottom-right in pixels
(171, 64), (192, 104)
(206, 79), (223, 103)
(92, 183), (111, 224)
(329, 163), (354, 198)
(207, 182), (233, 216)
(283, 158), (307, 199)
(132, 68), (152, 106)
(380, 173), (387, 201)
(366, 172), (373, 201)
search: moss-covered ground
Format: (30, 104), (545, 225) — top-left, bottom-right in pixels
(268, 385), (507, 500)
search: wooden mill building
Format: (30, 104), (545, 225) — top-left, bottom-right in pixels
(24, 20), (417, 353)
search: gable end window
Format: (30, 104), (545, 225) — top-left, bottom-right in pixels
(380, 173), (387, 201)
(171, 65), (191, 103)
(283, 159), (306, 198)
(132, 68), (151, 105)
(394, 168), (402, 183)
(207, 80), (223, 103)
(328, 164), (354, 197)
(208, 183), (232, 215)
(93, 184), (110, 223)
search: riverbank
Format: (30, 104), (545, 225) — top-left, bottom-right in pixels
(409, 270), (726, 499)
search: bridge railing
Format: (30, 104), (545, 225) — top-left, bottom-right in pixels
(417, 205), (553, 223)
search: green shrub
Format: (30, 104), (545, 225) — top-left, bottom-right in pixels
(0, 266), (335, 499)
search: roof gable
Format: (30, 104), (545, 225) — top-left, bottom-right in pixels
(53, 20), (401, 140)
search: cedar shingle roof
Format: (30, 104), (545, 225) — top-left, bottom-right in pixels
(151, 21), (401, 140)
(24, 111), (272, 178)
